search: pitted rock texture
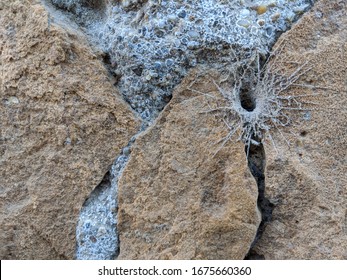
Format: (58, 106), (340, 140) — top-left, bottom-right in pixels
(117, 69), (261, 260)
(0, 0), (139, 259)
(250, 0), (347, 259)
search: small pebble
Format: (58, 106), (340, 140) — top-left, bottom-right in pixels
(286, 11), (296, 22)
(187, 41), (199, 49)
(5, 96), (19, 105)
(271, 13), (281, 22)
(187, 30), (199, 39)
(167, 14), (177, 22)
(239, 9), (250, 18)
(123, 147), (131, 156)
(257, 19), (266, 26)
(237, 19), (251, 28)
(97, 227), (107, 236)
(64, 138), (72, 145)
(178, 10), (186, 18)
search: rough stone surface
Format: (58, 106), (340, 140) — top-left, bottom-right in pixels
(251, 0), (347, 259)
(0, 0), (139, 259)
(117, 69), (261, 260)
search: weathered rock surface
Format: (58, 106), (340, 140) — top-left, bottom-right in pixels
(118, 69), (261, 259)
(251, 0), (347, 259)
(0, 0), (139, 259)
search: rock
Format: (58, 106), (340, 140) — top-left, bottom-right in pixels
(250, 0), (347, 259)
(0, 0), (140, 259)
(117, 69), (261, 259)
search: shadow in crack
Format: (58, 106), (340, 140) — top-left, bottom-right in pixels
(244, 138), (274, 260)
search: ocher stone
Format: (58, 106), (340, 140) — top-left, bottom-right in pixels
(251, 0), (347, 259)
(118, 69), (260, 259)
(0, 0), (140, 259)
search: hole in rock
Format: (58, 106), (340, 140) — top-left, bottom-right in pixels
(240, 88), (256, 112)
(300, 130), (307, 137)
(83, 0), (106, 10)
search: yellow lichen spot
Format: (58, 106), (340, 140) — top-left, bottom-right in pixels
(256, 5), (268, 15)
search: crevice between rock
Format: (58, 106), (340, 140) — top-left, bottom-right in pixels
(244, 139), (274, 260)
(75, 137), (137, 260)
(241, 1), (319, 259)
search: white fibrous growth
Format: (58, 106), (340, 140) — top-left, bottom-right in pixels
(194, 43), (329, 156)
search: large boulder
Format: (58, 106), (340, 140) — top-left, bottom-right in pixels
(117, 69), (261, 259)
(251, 0), (347, 259)
(0, 0), (139, 259)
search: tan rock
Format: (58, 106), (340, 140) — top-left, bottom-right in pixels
(250, 0), (347, 259)
(0, 0), (139, 259)
(117, 69), (261, 259)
